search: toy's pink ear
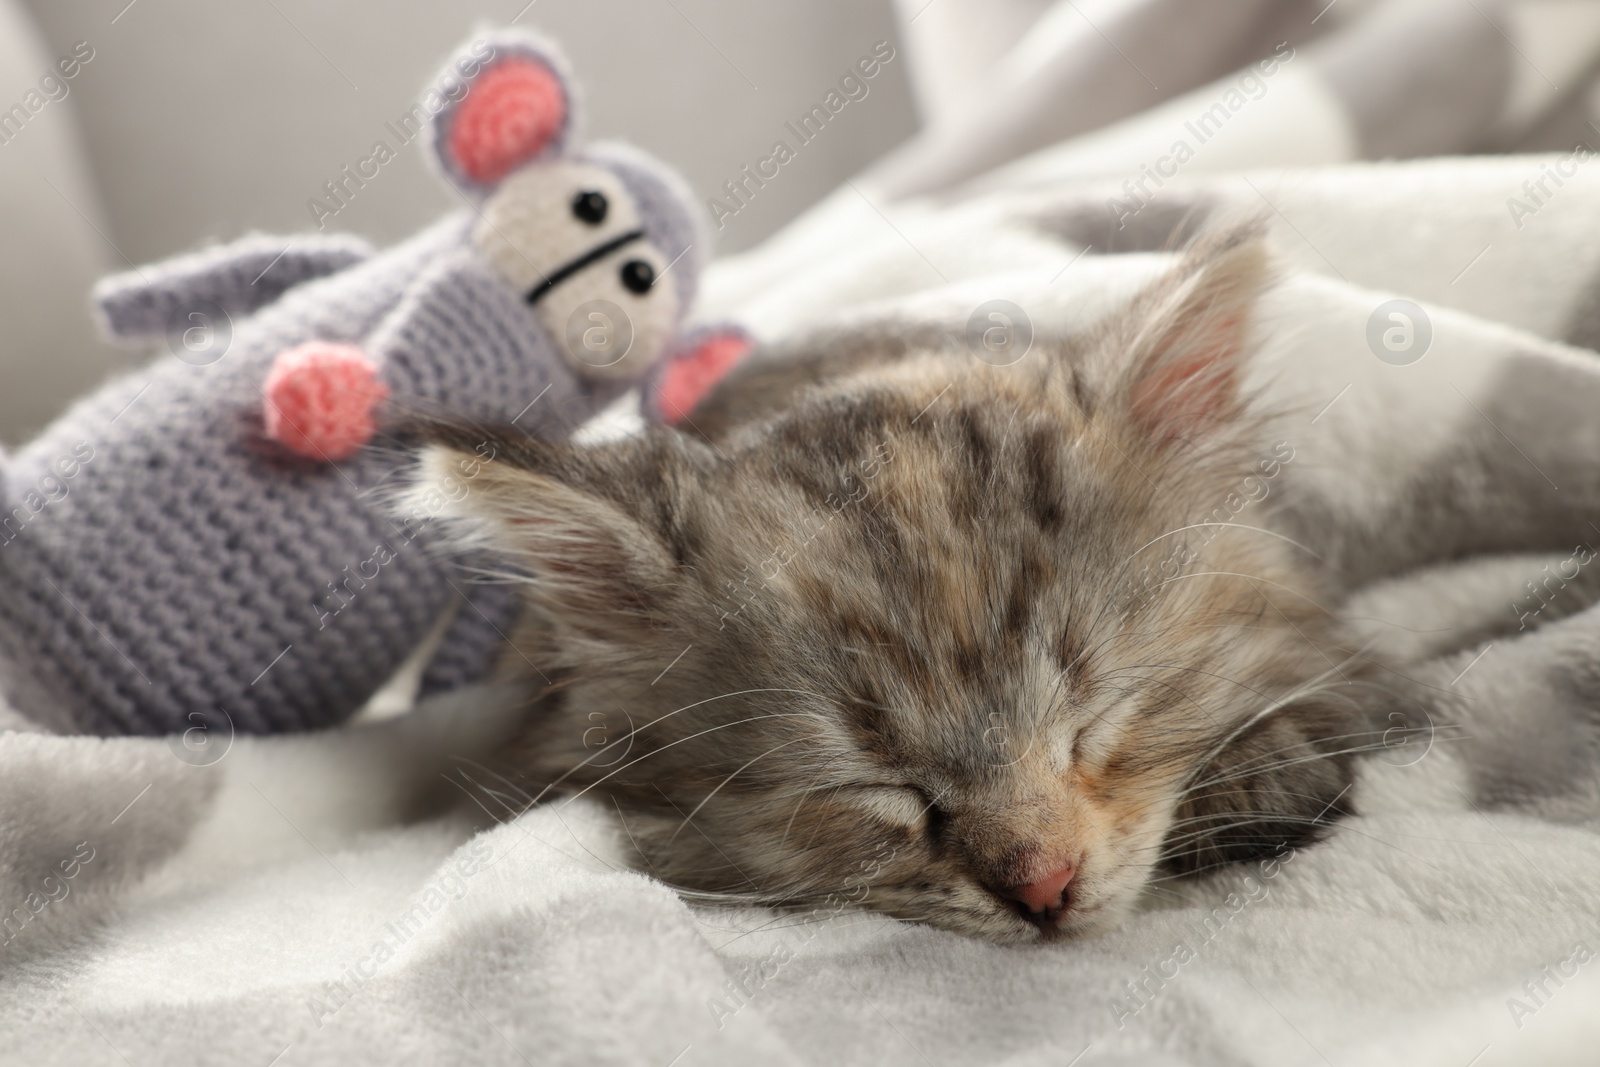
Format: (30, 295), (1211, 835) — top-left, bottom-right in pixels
(433, 35), (576, 194)
(649, 326), (754, 425)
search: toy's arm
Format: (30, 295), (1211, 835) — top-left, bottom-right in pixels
(259, 342), (389, 463)
(94, 232), (374, 343)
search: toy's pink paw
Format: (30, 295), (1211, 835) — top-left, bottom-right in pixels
(654, 328), (753, 425)
(262, 342), (388, 461)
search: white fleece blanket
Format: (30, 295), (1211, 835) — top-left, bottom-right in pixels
(4, 671), (1599, 1067)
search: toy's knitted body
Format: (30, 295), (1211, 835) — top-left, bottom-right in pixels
(0, 31), (740, 735)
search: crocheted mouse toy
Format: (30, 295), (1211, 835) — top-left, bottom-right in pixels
(0, 29), (749, 736)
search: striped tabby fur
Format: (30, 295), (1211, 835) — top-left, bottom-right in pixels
(410, 229), (1372, 942)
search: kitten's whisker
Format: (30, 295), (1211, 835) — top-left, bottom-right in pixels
(522, 687), (823, 806)
(1180, 726), (1400, 787)
(1100, 660), (1280, 706)
(1154, 817), (1482, 857)
(768, 765), (870, 852)
(1122, 522), (1323, 567)
(445, 756), (541, 823)
(1163, 804), (1351, 833)
(668, 736), (813, 844)
(1130, 570), (1341, 621)
(1179, 740), (1397, 795)
(798, 784), (849, 854)
(545, 804), (626, 875)
(1182, 723), (1471, 795)
(1184, 724), (1469, 793)
(1185, 641), (1385, 776)
(1149, 811), (1444, 877)
(1159, 814), (1345, 848)
(778, 790), (812, 852)
(557, 711), (819, 808)
(1100, 669), (1227, 731)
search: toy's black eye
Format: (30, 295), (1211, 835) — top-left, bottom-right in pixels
(572, 190), (608, 225)
(620, 259), (655, 294)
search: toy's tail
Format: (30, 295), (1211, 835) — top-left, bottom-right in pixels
(93, 232), (373, 344)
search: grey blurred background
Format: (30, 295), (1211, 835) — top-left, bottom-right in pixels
(0, 0), (919, 443)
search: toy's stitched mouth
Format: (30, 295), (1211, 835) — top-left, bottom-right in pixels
(525, 228), (646, 305)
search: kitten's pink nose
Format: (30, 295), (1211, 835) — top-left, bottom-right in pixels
(1003, 863), (1077, 919)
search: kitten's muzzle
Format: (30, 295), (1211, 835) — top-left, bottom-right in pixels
(998, 863), (1077, 926)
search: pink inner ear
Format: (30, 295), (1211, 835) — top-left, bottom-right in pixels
(657, 333), (753, 424)
(448, 57), (566, 184)
(1129, 312), (1241, 441)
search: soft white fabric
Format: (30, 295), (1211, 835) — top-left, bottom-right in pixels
(4, 681), (1597, 1067)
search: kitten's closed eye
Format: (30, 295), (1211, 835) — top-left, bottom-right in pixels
(410, 225), (1371, 943)
(914, 790), (949, 841)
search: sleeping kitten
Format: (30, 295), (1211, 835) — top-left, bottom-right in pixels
(408, 229), (1373, 943)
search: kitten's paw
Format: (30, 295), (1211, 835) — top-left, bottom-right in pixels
(261, 341), (388, 461)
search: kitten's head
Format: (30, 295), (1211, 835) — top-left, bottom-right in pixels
(410, 231), (1365, 942)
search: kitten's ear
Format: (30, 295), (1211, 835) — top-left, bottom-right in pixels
(1106, 229), (1270, 445)
(398, 428), (695, 640)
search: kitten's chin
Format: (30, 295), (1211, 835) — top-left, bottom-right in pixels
(927, 895), (1136, 944)
(1012, 884), (1145, 943)
(1047, 899), (1135, 941)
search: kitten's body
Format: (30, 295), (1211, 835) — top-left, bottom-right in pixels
(412, 231), (1374, 942)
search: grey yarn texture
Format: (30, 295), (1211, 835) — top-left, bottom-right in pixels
(0, 30), (709, 736)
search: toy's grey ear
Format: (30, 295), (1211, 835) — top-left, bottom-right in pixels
(429, 30), (579, 198)
(93, 232), (373, 343)
(583, 140), (709, 316)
